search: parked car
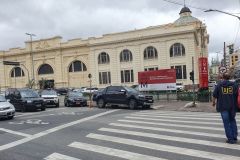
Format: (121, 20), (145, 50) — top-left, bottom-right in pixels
(82, 87), (98, 93)
(93, 86), (154, 109)
(55, 88), (68, 95)
(176, 83), (184, 91)
(5, 88), (45, 112)
(40, 89), (59, 107)
(0, 95), (15, 119)
(64, 91), (87, 107)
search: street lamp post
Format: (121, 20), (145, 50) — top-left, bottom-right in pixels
(25, 33), (36, 87)
(205, 9), (240, 20)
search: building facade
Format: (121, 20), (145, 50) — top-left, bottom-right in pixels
(0, 7), (209, 90)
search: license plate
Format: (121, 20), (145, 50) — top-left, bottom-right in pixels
(0, 112), (6, 115)
(76, 102), (80, 104)
(36, 104), (41, 107)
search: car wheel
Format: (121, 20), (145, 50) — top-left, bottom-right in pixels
(21, 105), (26, 112)
(65, 102), (70, 107)
(8, 116), (14, 120)
(143, 105), (151, 109)
(41, 106), (46, 111)
(97, 98), (105, 108)
(129, 99), (137, 110)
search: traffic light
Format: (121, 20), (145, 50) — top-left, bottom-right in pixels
(228, 44), (234, 54)
(189, 71), (194, 82)
(3, 61), (20, 66)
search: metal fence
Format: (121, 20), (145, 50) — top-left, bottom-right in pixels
(145, 91), (212, 102)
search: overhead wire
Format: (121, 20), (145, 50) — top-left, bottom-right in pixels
(161, 0), (208, 11)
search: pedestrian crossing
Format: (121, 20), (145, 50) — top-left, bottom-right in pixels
(44, 110), (240, 160)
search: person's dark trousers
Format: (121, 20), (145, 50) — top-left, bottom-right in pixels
(220, 111), (238, 143)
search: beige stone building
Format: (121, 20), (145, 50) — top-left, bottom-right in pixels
(0, 7), (209, 90)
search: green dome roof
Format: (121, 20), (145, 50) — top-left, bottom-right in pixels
(174, 6), (200, 26)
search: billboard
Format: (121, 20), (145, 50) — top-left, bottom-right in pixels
(138, 69), (176, 91)
(198, 57), (208, 88)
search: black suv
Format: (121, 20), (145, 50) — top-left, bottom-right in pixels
(93, 86), (153, 109)
(5, 88), (45, 112)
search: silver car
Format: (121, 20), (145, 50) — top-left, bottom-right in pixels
(0, 95), (15, 119)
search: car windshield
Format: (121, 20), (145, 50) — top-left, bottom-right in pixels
(0, 95), (6, 102)
(20, 90), (39, 98)
(41, 90), (57, 95)
(124, 86), (138, 93)
(69, 92), (83, 97)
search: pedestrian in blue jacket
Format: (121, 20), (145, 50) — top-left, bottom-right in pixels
(212, 73), (238, 144)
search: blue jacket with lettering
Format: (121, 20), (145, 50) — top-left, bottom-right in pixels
(213, 80), (238, 112)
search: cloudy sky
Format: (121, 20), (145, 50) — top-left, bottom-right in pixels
(0, 0), (239, 62)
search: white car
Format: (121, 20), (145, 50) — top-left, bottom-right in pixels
(41, 90), (59, 107)
(0, 95), (15, 119)
(82, 87), (98, 93)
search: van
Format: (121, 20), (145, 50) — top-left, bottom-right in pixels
(5, 88), (45, 112)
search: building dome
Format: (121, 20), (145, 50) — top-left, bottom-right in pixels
(180, 6), (191, 14)
(174, 6), (200, 26)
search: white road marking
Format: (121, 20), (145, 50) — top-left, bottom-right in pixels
(99, 128), (240, 150)
(15, 108), (66, 118)
(44, 153), (81, 160)
(0, 128), (31, 137)
(87, 133), (240, 160)
(130, 114), (240, 122)
(125, 116), (224, 125)
(118, 119), (224, 131)
(134, 112), (221, 118)
(110, 123), (226, 138)
(69, 142), (167, 160)
(138, 110), (219, 115)
(0, 110), (119, 151)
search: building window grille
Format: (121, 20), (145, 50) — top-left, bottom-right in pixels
(170, 43), (185, 57)
(38, 64), (54, 75)
(11, 67), (25, 77)
(98, 52), (110, 64)
(99, 71), (111, 84)
(121, 69), (134, 83)
(69, 60), (87, 72)
(144, 46), (158, 59)
(120, 49), (133, 62)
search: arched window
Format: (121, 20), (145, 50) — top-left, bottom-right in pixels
(98, 52), (110, 64)
(11, 67), (25, 77)
(38, 64), (54, 75)
(120, 49), (133, 62)
(144, 46), (158, 59)
(69, 60), (87, 72)
(170, 43), (185, 57)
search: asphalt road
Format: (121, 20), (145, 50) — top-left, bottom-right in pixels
(0, 105), (240, 160)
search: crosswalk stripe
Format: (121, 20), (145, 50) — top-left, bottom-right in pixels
(87, 133), (240, 160)
(69, 142), (167, 160)
(139, 110), (219, 115)
(0, 128), (31, 137)
(125, 116), (224, 125)
(134, 112), (221, 118)
(130, 114), (234, 122)
(44, 153), (81, 160)
(110, 123), (226, 138)
(99, 128), (240, 150)
(118, 119), (224, 131)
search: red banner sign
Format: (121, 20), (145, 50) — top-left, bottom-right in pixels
(198, 57), (208, 88)
(138, 69), (176, 91)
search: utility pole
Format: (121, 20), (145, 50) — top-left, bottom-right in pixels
(25, 33), (36, 88)
(224, 42), (226, 67)
(192, 57), (196, 106)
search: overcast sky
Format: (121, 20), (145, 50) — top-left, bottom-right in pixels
(0, 0), (239, 62)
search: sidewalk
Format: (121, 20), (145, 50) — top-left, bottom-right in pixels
(153, 100), (216, 113)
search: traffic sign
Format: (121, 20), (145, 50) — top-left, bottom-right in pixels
(219, 66), (227, 74)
